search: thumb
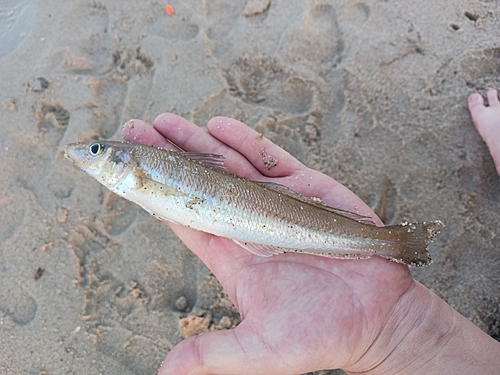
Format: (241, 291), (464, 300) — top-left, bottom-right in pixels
(158, 326), (282, 375)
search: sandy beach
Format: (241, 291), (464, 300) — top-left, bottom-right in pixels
(1, 0), (499, 374)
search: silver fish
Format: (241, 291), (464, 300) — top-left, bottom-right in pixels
(64, 141), (444, 266)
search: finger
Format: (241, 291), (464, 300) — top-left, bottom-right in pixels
(486, 89), (500, 106)
(152, 113), (262, 178)
(158, 325), (306, 375)
(207, 116), (304, 177)
(122, 119), (178, 151)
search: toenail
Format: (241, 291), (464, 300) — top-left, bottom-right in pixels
(469, 93), (481, 102)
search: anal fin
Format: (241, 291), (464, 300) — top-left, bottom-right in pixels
(233, 240), (374, 260)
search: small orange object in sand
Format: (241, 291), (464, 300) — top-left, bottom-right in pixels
(166, 4), (174, 15)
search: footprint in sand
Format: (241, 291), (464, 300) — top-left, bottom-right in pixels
(0, 193), (27, 245)
(224, 55), (315, 115)
(148, 4), (199, 41)
(82, 45), (157, 139)
(431, 47), (500, 95)
(145, 257), (200, 314)
(339, 3), (370, 34)
(201, 1), (347, 175)
(49, 2), (158, 139)
(102, 192), (138, 236)
(69, 222), (115, 285)
(0, 283), (37, 325)
(459, 47), (500, 89)
(114, 46), (157, 127)
(278, 3), (345, 78)
(46, 2), (111, 75)
(36, 99), (71, 146)
(205, 1), (343, 104)
(78, 248), (207, 373)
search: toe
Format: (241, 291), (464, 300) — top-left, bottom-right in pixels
(486, 89), (500, 106)
(468, 92), (484, 110)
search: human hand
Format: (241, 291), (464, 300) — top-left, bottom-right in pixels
(122, 115), (452, 374)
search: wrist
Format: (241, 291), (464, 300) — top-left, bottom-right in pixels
(346, 281), (500, 374)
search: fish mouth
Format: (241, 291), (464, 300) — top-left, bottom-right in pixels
(63, 143), (79, 162)
(63, 142), (92, 167)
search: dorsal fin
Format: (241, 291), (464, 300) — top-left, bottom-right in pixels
(180, 152), (229, 172)
(256, 181), (376, 225)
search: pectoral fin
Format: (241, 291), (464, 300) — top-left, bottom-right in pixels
(233, 240), (285, 257)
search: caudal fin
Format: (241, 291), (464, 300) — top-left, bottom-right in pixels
(384, 220), (445, 267)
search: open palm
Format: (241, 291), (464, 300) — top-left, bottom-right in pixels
(123, 114), (416, 375)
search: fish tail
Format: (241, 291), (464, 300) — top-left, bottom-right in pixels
(384, 220), (445, 266)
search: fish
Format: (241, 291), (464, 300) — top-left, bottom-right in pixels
(64, 140), (444, 266)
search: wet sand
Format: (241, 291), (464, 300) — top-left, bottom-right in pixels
(0, 1), (499, 374)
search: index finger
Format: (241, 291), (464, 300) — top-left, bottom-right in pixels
(208, 116), (305, 178)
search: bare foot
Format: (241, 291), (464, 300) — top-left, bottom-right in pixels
(468, 89), (500, 175)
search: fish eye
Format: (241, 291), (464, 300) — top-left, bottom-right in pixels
(89, 143), (104, 156)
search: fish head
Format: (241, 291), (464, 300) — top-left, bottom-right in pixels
(64, 141), (133, 189)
